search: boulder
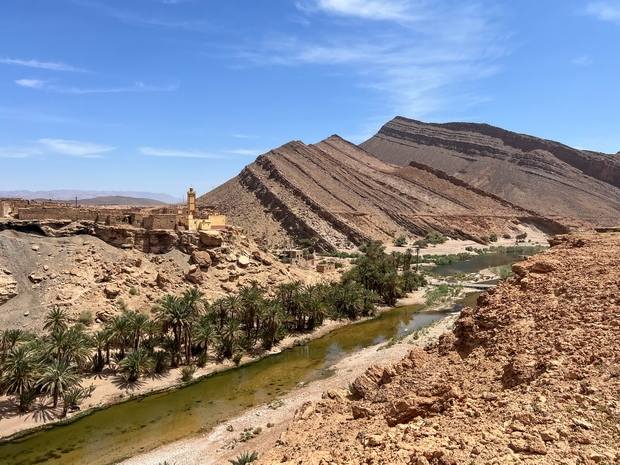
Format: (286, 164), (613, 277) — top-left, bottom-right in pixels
(199, 230), (223, 247)
(191, 250), (212, 269)
(186, 265), (204, 284)
(0, 272), (18, 305)
(28, 273), (43, 283)
(103, 285), (121, 299)
(156, 272), (170, 289)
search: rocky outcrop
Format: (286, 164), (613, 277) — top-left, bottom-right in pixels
(258, 233), (620, 465)
(0, 227), (343, 331)
(361, 117), (620, 223)
(0, 270), (17, 305)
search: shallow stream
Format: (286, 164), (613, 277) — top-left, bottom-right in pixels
(0, 254), (517, 465)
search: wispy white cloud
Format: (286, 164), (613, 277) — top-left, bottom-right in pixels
(38, 139), (115, 157)
(0, 57), (86, 72)
(140, 147), (225, 158)
(245, 0), (506, 117)
(14, 80), (178, 94)
(297, 0), (419, 21)
(584, 3), (620, 23)
(226, 149), (262, 156)
(15, 79), (46, 89)
(75, 1), (210, 30)
(0, 146), (43, 158)
(572, 54), (593, 66)
(232, 134), (257, 139)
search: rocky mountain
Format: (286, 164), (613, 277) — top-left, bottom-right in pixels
(360, 117), (620, 224)
(258, 233), (620, 464)
(199, 135), (567, 251)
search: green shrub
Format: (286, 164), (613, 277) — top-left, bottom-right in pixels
(129, 287), (138, 296)
(413, 239), (428, 249)
(229, 450), (259, 464)
(502, 233), (511, 239)
(180, 365), (196, 382)
(393, 235), (407, 247)
(79, 309), (93, 326)
(489, 233), (498, 242)
(425, 231), (447, 245)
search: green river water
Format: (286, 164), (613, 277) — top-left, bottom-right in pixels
(0, 253), (517, 465)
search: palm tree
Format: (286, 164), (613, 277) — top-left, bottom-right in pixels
(127, 312), (150, 349)
(1, 329), (29, 362)
(38, 357), (81, 408)
(1, 345), (41, 411)
(379, 272), (402, 306)
(43, 306), (69, 334)
(217, 319), (243, 359)
(182, 287), (205, 316)
(259, 300), (285, 350)
(108, 314), (131, 360)
(238, 286), (264, 340)
(330, 283), (368, 319)
(118, 348), (154, 382)
(63, 329), (92, 370)
(91, 330), (110, 372)
(62, 384), (95, 416)
(222, 295), (242, 323)
(46, 329), (72, 360)
(153, 295), (191, 366)
(194, 317), (216, 356)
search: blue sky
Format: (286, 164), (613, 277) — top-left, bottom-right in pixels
(1, 0), (620, 198)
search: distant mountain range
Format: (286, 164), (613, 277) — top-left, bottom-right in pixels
(0, 190), (182, 204)
(41, 196), (169, 206)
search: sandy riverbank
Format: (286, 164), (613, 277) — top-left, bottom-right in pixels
(0, 234), (532, 441)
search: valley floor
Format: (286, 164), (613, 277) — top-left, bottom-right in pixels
(0, 234), (529, 443)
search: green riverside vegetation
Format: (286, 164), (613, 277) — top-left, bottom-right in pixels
(0, 240), (427, 415)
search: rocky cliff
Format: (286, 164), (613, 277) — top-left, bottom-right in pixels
(360, 117), (620, 223)
(199, 135), (566, 250)
(258, 233), (620, 464)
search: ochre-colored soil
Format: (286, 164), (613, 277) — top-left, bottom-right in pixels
(257, 233), (620, 464)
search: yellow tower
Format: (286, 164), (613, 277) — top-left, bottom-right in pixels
(187, 187), (196, 218)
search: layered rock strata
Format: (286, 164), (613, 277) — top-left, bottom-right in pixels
(199, 136), (566, 250)
(361, 117), (620, 224)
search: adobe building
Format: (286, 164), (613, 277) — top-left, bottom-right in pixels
(316, 263), (336, 273)
(176, 188), (226, 231)
(11, 188), (226, 232)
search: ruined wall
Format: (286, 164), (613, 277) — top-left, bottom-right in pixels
(143, 214), (178, 230)
(207, 214), (226, 229)
(18, 207), (100, 222)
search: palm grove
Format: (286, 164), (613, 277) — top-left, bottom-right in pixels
(0, 241), (425, 414)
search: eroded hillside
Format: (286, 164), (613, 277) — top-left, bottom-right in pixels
(199, 136), (566, 250)
(258, 233), (620, 464)
(360, 117), (620, 226)
(0, 228), (338, 331)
